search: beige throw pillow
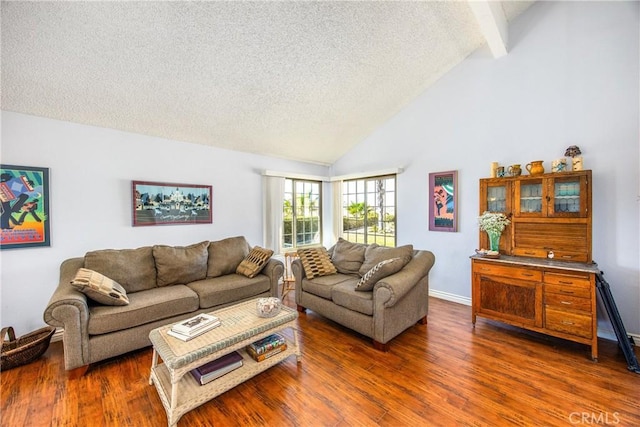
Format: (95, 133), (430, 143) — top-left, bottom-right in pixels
(331, 238), (366, 275)
(355, 258), (405, 291)
(297, 247), (337, 279)
(236, 246), (274, 278)
(71, 268), (129, 305)
(358, 244), (414, 277)
(153, 241), (209, 286)
(207, 236), (250, 278)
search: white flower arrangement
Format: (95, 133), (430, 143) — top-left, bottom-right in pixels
(478, 211), (511, 234)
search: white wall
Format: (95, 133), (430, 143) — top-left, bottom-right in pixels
(0, 112), (329, 334)
(332, 1), (640, 335)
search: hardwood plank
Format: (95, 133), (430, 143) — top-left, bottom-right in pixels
(1, 296), (639, 426)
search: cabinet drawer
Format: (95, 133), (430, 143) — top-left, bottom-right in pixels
(544, 272), (591, 288)
(545, 307), (592, 339)
(512, 247), (548, 259)
(473, 263), (542, 282)
(545, 293), (592, 313)
(544, 283), (591, 299)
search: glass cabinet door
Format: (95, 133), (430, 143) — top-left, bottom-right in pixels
(547, 175), (588, 217)
(486, 185), (507, 213)
(515, 179), (544, 216)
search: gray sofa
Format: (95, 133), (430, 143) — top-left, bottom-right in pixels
(293, 239), (435, 351)
(43, 236), (283, 373)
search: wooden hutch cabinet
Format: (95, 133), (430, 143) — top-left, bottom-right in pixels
(472, 170), (599, 360)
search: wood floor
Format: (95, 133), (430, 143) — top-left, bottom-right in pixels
(2, 296), (639, 427)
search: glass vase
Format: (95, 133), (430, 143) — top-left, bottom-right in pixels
(487, 231), (501, 252)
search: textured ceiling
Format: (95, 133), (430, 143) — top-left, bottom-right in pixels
(1, 1), (533, 165)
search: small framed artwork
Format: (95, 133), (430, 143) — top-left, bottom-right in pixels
(1, 164), (51, 249)
(429, 170), (458, 232)
(132, 180), (212, 226)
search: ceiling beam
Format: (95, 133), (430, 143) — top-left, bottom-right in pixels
(468, 0), (508, 58)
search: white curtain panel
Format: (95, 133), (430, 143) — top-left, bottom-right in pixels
(263, 175), (285, 253)
(332, 180), (343, 244)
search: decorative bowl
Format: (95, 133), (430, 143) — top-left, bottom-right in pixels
(475, 249), (500, 259)
(256, 297), (281, 318)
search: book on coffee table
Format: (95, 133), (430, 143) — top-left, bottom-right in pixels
(247, 333), (286, 355)
(172, 313), (220, 335)
(167, 320), (221, 341)
(190, 351), (244, 385)
(247, 343), (287, 362)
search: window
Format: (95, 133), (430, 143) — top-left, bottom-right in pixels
(342, 175), (396, 247)
(283, 179), (322, 249)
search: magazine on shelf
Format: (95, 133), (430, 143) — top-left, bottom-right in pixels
(172, 313), (219, 335)
(167, 320), (220, 341)
(247, 333), (286, 355)
(190, 351), (244, 385)
(247, 343), (288, 362)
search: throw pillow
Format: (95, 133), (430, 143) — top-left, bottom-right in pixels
(358, 244), (414, 277)
(236, 246), (274, 278)
(153, 241), (209, 286)
(331, 238), (366, 275)
(355, 257), (405, 291)
(71, 268), (130, 305)
(84, 246), (156, 293)
(207, 236), (250, 278)
(297, 247), (337, 279)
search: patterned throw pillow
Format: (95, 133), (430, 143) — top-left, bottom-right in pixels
(297, 247), (337, 279)
(236, 246), (274, 278)
(70, 268), (130, 305)
(355, 257), (405, 292)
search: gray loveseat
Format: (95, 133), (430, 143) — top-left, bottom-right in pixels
(293, 239), (435, 351)
(44, 236), (283, 373)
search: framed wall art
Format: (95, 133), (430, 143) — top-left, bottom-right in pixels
(429, 170), (457, 232)
(132, 180), (212, 226)
(1, 164), (51, 249)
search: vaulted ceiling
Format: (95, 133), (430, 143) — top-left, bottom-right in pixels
(1, 1), (534, 165)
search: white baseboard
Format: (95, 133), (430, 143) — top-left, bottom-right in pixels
(429, 289), (471, 306)
(52, 328), (64, 343)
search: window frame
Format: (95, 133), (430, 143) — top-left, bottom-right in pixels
(342, 174), (397, 247)
(282, 178), (323, 250)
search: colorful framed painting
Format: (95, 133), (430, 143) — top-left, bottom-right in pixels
(1, 164), (51, 249)
(132, 180), (212, 226)
(429, 170), (458, 232)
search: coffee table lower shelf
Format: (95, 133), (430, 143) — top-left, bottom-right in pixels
(150, 343), (298, 426)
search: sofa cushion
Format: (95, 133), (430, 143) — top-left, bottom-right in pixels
(153, 241), (209, 286)
(302, 274), (358, 300)
(70, 268), (129, 306)
(355, 257), (406, 292)
(297, 247), (337, 279)
(358, 244), (414, 277)
(331, 238), (366, 275)
(331, 281), (374, 316)
(87, 285), (199, 335)
(207, 236), (250, 278)
(187, 274), (271, 309)
(236, 246), (274, 278)
(84, 246), (157, 293)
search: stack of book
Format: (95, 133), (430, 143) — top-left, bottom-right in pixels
(190, 351), (243, 385)
(246, 333), (287, 362)
(167, 313), (220, 341)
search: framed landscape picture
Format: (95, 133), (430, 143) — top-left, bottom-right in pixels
(1, 164), (51, 249)
(429, 170), (457, 232)
(132, 180), (212, 226)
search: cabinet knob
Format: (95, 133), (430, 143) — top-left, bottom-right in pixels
(561, 321), (575, 325)
(561, 301), (572, 305)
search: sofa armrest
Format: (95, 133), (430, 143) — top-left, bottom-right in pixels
(42, 257), (92, 370)
(373, 250), (436, 307)
(261, 258), (284, 297)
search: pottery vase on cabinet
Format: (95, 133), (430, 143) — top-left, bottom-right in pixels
(526, 160), (545, 176)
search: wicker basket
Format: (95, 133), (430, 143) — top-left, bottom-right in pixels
(1, 326), (55, 371)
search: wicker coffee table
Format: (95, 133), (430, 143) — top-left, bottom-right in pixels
(148, 299), (301, 427)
